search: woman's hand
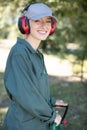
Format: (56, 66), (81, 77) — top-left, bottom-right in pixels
(54, 114), (62, 126)
(55, 99), (68, 107)
(54, 99), (68, 126)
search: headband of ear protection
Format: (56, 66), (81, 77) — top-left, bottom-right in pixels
(18, 4), (57, 35)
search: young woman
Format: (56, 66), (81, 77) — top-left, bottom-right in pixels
(3, 3), (67, 130)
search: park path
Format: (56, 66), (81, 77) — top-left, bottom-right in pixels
(0, 39), (73, 76)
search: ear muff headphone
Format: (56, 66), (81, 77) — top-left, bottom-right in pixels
(18, 16), (30, 34)
(18, 4), (30, 34)
(49, 18), (57, 35)
(18, 4), (57, 35)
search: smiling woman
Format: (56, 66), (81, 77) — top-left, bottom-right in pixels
(3, 2), (67, 130)
(28, 17), (52, 44)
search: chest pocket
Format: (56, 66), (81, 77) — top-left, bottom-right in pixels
(37, 68), (47, 80)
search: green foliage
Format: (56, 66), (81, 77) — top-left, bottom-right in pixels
(73, 64), (82, 74)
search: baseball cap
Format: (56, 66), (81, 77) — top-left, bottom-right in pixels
(24, 3), (57, 21)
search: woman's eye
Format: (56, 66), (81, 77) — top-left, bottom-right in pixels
(46, 21), (51, 23)
(34, 20), (40, 22)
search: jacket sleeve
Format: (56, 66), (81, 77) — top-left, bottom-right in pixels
(4, 53), (56, 124)
(50, 97), (56, 106)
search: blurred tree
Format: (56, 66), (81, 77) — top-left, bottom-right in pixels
(68, 0), (87, 81)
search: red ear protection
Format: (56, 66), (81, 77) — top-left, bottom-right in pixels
(49, 19), (57, 35)
(18, 16), (30, 34)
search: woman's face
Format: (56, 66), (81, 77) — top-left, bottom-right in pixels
(29, 16), (52, 41)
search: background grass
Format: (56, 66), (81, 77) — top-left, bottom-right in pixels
(50, 75), (87, 130)
(0, 73), (87, 130)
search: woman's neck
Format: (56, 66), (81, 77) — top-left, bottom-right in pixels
(25, 35), (41, 50)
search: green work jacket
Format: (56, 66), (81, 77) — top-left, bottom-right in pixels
(3, 37), (56, 130)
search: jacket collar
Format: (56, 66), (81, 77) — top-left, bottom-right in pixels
(17, 37), (38, 54)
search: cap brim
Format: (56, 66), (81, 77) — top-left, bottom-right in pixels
(30, 13), (57, 22)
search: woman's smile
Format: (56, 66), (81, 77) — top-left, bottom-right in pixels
(37, 30), (48, 35)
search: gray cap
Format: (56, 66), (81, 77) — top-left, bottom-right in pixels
(24, 3), (57, 21)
